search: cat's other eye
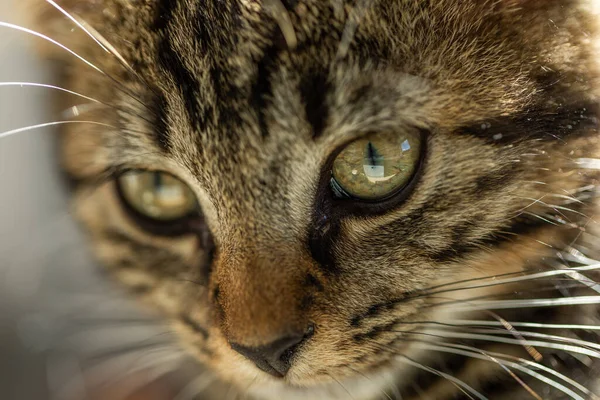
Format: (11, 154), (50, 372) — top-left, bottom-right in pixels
(330, 131), (422, 201)
(116, 170), (199, 222)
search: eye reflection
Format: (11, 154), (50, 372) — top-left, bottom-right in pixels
(117, 170), (198, 221)
(331, 131), (421, 201)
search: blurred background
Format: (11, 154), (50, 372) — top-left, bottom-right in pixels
(0, 1), (185, 399)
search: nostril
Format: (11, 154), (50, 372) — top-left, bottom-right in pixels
(230, 324), (315, 377)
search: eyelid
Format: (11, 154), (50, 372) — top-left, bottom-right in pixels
(316, 129), (429, 218)
(114, 169), (203, 237)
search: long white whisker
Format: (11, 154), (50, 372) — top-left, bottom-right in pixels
(43, 0), (156, 95)
(408, 338), (596, 399)
(391, 331), (595, 399)
(421, 319), (600, 331)
(413, 343), (588, 400)
(415, 330), (600, 359)
(0, 82), (102, 103)
(455, 328), (600, 352)
(0, 22), (104, 74)
(0, 121), (117, 139)
(427, 263), (600, 294)
(395, 355), (485, 400)
(44, 0), (110, 54)
(0, 22), (155, 113)
(450, 295), (600, 312)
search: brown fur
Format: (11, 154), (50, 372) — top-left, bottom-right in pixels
(20, 0), (600, 398)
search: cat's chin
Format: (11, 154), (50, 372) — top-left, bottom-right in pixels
(204, 351), (405, 400)
(243, 364), (400, 400)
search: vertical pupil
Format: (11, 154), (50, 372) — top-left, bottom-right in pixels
(364, 142), (385, 179)
(153, 172), (163, 191)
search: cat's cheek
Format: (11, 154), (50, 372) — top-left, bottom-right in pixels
(71, 183), (201, 282)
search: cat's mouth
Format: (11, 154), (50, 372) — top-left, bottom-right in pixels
(184, 318), (417, 394)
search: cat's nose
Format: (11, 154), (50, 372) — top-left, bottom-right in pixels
(229, 326), (313, 377)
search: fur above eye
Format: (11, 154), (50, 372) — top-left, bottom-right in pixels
(116, 170), (199, 222)
(330, 131), (422, 201)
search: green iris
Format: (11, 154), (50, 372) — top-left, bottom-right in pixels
(331, 131), (421, 201)
(118, 171), (198, 220)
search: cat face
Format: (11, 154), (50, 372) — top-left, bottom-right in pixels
(29, 0), (600, 398)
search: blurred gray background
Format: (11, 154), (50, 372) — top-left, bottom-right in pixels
(0, 2), (172, 399)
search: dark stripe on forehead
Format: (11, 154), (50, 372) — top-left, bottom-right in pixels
(251, 43), (280, 138)
(301, 69), (331, 139)
(154, 0), (241, 142)
(156, 28), (208, 137)
(152, 94), (170, 151)
(459, 102), (599, 144)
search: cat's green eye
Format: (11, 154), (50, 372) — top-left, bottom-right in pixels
(117, 170), (198, 221)
(331, 131), (422, 201)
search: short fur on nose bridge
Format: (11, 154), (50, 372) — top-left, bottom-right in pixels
(230, 325), (314, 377)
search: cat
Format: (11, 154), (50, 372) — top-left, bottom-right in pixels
(9, 0), (600, 399)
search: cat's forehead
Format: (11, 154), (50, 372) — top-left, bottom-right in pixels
(90, 0), (598, 178)
(143, 0), (535, 150)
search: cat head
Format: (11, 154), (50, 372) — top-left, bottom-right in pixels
(27, 0), (600, 397)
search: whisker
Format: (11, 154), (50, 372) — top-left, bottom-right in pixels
(0, 21), (104, 74)
(62, 102), (104, 119)
(401, 329), (600, 359)
(0, 82), (154, 125)
(454, 328), (600, 352)
(44, 0), (110, 53)
(326, 373), (357, 400)
(0, 22), (155, 114)
(345, 365), (395, 400)
(104, 350), (185, 397)
(43, 0), (162, 100)
(173, 373), (217, 400)
(574, 158), (600, 170)
(0, 82), (102, 103)
(0, 121), (117, 139)
(449, 295), (600, 312)
(411, 342), (592, 400)
(406, 319), (600, 331)
(394, 354), (486, 400)
(449, 342), (596, 399)
(384, 331), (596, 399)
(44, 0), (126, 66)
(487, 311), (543, 362)
(425, 264), (600, 297)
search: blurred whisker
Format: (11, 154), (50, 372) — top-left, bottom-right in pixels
(326, 373), (357, 400)
(0, 82), (102, 103)
(574, 158), (600, 170)
(0, 121), (116, 139)
(394, 354), (485, 400)
(173, 372), (217, 400)
(345, 365), (395, 400)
